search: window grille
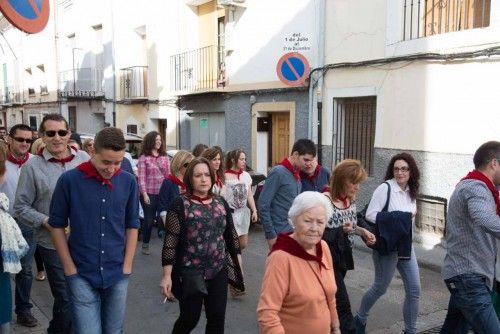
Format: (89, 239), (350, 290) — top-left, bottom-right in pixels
(403, 0), (491, 41)
(332, 97), (376, 174)
(416, 195), (447, 236)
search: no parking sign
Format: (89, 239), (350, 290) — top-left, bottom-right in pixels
(276, 52), (310, 86)
(0, 0), (50, 34)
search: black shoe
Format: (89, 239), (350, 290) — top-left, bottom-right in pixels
(354, 315), (366, 334)
(17, 313), (38, 327)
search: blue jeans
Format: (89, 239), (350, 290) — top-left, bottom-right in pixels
(140, 193), (159, 244)
(357, 247), (421, 334)
(66, 274), (129, 334)
(38, 246), (72, 334)
(15, 226), (36, 316)
(440, 273), (500, 334)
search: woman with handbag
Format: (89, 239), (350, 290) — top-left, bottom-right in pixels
(160, 157), (244, 334)
(322, 159), (376, 334)
(354, 153), (421, 334)
(257, 191), (340, 333)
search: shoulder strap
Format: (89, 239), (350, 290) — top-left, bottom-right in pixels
(382, 181), (391, 212)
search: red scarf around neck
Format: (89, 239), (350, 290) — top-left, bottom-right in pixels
(215, 175), (223, 188)
(168, 174), (186, 192)
(225, 169), (243, 180)
(7, 152), (29, 167)
(189, 194), (211, 205)
(270, 233), (326, 270)
(462, 170), (500, 216)
(337, 195), (349, 208)
(301, 164), (321, 181)
(77, 161), (121, 190)
(279, 158), (300, 181)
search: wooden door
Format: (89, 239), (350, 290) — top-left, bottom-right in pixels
(271, 112), (290, 166)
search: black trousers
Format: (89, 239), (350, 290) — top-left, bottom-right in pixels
(172, 268), (228, 334)
(334, 268), (355, 334)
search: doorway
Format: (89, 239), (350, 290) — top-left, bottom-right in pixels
(270, 112), (290, 166)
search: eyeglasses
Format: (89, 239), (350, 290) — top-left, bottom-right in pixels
(393, 166), (410, 173)
(45, 130), (69, 137)
(12, 137), (33, 144)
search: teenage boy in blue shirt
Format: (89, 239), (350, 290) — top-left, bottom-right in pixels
(49, 127), (139, 334)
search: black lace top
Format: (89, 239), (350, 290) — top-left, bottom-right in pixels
(162, 195), (245, 291)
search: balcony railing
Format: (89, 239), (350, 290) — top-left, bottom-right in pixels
(120, 66), (148, 101)
(403, 0), (491, 41)
(58, 68), (104, 98)
(171, 45), (225, 93)
(0, 86), (24, 105)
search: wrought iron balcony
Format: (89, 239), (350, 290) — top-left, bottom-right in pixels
(0, 86), (23, 105)
(170, 45), (226, 93)
(58, 68), (104, 98)
(120, 66), (148, 101)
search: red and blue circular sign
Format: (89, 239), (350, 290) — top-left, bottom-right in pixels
(276, 52), (310, 86)
(0, 0), (50, 34)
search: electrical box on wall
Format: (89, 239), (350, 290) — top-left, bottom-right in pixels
(257, 117), (270, 132)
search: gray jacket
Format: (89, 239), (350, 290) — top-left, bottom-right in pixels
(442, 179), (500, 288)
(14, 148), (89, 249)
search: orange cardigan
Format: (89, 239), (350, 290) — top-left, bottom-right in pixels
(257, 240), (339, 334)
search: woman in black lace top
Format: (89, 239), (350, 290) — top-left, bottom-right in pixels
(160, 157), (244, 334)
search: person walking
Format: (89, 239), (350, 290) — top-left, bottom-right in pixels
(14, 114), (89, 334)
(440, 141), (500, 334)
(49, 127), (139, 334)
(1, 124), (38, 327)
(257, 191), (340, 334)
(258, 139), (316, 250)
(202, 147), (225, 195)
(223, 149), (257, 297)
(301, 157), (330, 192)
(137, 131), (170, 255)
(160, 157), (244, 333)
(322, 159), (375, 334)
(355, 153), (421, 334)
(0, 144), (29, 334)
(158, 150), (194, 231)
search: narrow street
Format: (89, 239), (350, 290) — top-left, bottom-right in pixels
(14, 224), (449, 333)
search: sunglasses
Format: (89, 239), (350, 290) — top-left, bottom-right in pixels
(45, 130), (69, 137)
(13, 137), (33, 144)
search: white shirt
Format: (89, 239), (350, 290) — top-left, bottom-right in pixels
(365, 178), (416, 223)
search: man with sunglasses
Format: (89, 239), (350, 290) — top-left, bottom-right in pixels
(14, 114), (89, 334)
(0, 124), (38, 327)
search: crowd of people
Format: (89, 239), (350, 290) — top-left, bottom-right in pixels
(0, 115), (499, 334)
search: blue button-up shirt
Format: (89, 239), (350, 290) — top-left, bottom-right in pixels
(49, 166), (139, 289)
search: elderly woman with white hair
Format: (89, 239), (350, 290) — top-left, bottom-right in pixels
(257, 191), (340, 334)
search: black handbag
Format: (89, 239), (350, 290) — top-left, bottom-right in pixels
(180, 267), (208, 299)
(357, 182), (391, 251)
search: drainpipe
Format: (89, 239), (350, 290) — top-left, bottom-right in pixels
(110, 0), (117, 127)
(308, 0), (326, 147)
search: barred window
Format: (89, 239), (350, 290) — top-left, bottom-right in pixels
(332, 96), (376, 175)
(416, 195), (447, 236)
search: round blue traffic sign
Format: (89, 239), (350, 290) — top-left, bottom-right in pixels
(0, 0), (50, 34)
(276, 52), (310, 86)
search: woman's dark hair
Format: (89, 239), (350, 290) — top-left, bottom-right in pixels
(192, 143), (208, 157)
(140, 131), (166, 156)
(225, 149), (245, 171)
(202, 147), (225, 184)
(183, 157), (215, 197)
(384, 152), (420, 200)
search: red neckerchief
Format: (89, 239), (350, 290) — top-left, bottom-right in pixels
(270, 233), (326, 270)
(321, 185), (330, 193)
(301, 164), (321, 181)
(48, 155), (75, 166)
(7, 152), (29, 167)
(189, 194), (211, 205)
(225, 169), (243, 180)
(168, 174), (186, 192)
(278, 158), (300, 181)
(337, 195), (349, 208)
(462, 170), (500, 216)
(77, 160), (121, 190)
(215, 175), (223, 188)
